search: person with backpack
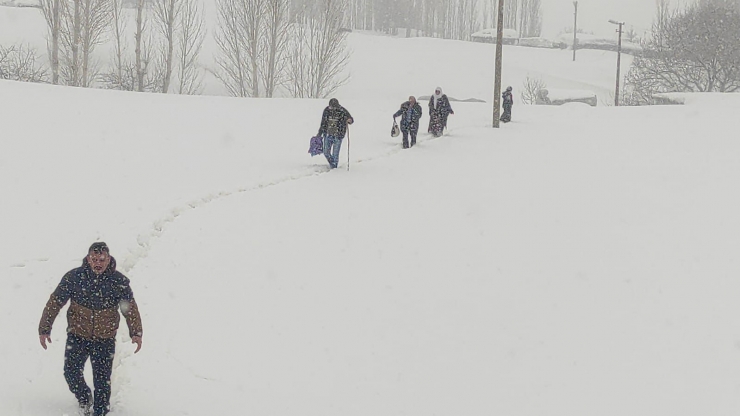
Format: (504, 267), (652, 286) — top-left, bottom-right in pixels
(393, 96), (423, 149)
(500, 86), (514, 123)
(38, 242), (143, 416)
(317, 98), (354, 169)
(428, 87), (454, 137)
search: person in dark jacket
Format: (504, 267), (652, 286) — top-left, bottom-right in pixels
(393, 96), (423, 149)
(500, 86), (514, 123)
(317, 98), (354, 169)
(39, 242), (143, 416)
(428, 87), (454, 137)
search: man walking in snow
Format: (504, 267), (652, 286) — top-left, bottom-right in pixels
(318, 98), (354, 169)
(39, 242), (143, 416)
(393, 96), (423, 148)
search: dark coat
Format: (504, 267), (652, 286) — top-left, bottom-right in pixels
(503, 90), (514, 107)
(39, 257), (143, 340)
(500, 90), (513, 122)
(428, 94), (454, 133)
(318, 105), (354, 140)
(393, 101), (423, 132)
(429, 94), (454, 117)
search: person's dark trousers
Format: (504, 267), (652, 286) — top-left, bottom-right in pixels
(323, 134), (342, 168)
(64, 334), (116, 416)
(401, 129), (417, 149)
(501, 104), (512, 122)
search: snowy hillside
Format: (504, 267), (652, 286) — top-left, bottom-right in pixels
(0, 5), (632, 104)
(2, 24), (740, 416)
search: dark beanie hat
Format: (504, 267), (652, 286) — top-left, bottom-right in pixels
(329, 98), (339, 107)
(88, 242), (109, 253)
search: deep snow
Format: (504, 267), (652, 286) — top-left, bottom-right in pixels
(1, 24), (740, 416)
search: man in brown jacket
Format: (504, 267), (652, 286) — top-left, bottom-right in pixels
(39, 242), (143, 416)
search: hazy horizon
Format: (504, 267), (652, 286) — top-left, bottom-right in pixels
(540, 0), (684, 38)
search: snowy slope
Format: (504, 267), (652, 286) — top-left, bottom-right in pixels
(1, 29), (740, 416)
(0, 6), (632, 102)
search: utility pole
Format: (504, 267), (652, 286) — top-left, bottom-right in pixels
(493, 0), (505, 128)
(572, 1), (578, 61)
(609, 19), (624, 106)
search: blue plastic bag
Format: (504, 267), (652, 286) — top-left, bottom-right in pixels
(308, 135), (323, 156)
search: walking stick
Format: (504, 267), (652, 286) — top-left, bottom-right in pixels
(346, 125), (351, 171)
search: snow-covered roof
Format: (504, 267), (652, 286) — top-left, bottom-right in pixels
(519, 37), (566, 48)
(0, 0), (39, 7)
(542, 88), (597, 101)
(472, 28), (519, 39)
(555, 32), (643, 54)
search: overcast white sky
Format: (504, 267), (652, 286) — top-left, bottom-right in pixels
(540, 0), (685, 38)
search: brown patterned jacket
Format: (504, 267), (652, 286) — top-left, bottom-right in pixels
(39, 257), (142, 340)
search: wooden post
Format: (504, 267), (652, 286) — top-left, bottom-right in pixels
(493, 0), (505, 128)
(615, 22), (623, 106)
(572, 1), (578, 61)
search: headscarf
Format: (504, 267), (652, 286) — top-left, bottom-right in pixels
(433, 87), (443, 109)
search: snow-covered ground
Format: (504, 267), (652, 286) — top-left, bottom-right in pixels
(2, 18), (740, 416)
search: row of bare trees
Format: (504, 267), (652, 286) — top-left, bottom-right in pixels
(19, 0), (548, 97)
(345, 0), (482, 40)
(38, 0), (205, 93)
(214, 0), (349, 98)
(340, 0), (542, 40)
(39, 0), (109, 86)
(26, 0), (351, 97)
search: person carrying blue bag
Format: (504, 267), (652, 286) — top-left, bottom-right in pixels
(317, 98), (354, 169)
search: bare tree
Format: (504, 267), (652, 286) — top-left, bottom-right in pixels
(51, 0), (111, 87)
(109, 0), (126, 87)
(420, 0), (448, 38)
(287, 0), (350, 98)
(80, 0), (112, 86)
(213, 0), (265, 97)
(39, 0), (61, 84)
(260, 0), (290, 97)
(213, 0), (247, 96)
(519, 0), (542, 37)
(134, 0), (150, 91)
(176, 0), (205, 94)
(58, 0), (82, 85)
(153, 0), (181, 93)
(213, 0), (251, 97)
(504, 0), (518, 31)
(447, 0), (478, 40)
(484, 0), (499, 29)
(0, 44), (49, 83)
(520, 75), (546, 104)
(242, 0), (265, 97)
(654, 0), (670, 48)
(466, 0), (480, 39)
